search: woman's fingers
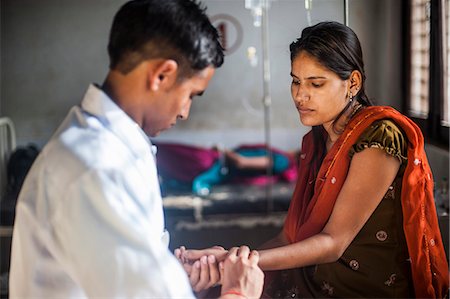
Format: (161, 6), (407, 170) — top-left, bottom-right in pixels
(211, 245), (225, 251)
(174, 246), (186, 264)
(179, 246), (187, 264)
(174, 248), (181, 261)
(184, 247), (227, 262)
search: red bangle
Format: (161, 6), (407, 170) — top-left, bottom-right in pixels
(222, 290), (247, 299)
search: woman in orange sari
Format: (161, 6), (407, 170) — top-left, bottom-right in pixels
(178, 21), (448, 298)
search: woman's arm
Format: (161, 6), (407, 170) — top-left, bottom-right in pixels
(258, 147), (401, 271)
(179, 224), (289, 265)
(182, 147), (401, 271)
(258, 230), (290, 250)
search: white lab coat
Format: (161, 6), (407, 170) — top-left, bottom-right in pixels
(9, 84), (195, 298)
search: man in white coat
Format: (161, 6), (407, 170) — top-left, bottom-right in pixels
(9, 0), (264, 298)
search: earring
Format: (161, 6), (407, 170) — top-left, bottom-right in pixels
(349, 92), (353, 102)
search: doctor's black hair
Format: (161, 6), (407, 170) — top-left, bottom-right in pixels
(107, 0), (224, 79)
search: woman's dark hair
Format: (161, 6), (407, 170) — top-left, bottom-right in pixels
(108, 0), (224, 79)
(290, 21), (373, 174)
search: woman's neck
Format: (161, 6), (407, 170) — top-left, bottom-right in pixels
(324, 127), (339, 152)
(323, 102), (364, 152)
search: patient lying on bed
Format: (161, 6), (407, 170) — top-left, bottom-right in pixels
(154, 142), (298, 196)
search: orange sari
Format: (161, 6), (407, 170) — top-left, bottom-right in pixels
(284, 106), (449, 298)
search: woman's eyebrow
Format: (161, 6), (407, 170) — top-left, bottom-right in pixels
(290, 72), (327, 80)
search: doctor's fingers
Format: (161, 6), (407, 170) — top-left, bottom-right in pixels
(189, 260), (201, 289)
(190, 255), (220, 292)
(237, 246), (250, 259)
(248, 250), (260, 266)
(182, 262), (193, 276)
(205, 255), (221, 287)
(227, 246), (251, 260)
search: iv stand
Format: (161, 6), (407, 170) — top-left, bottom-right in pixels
(344, 0), (349, 26)
(261, 0), (273, 212)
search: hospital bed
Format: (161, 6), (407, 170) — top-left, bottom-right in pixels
(0, 117), (16, 202)
(0, 117), (16, 296)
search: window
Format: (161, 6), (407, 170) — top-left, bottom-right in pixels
(406, 0), (449, 147)
(445, 0), (449, 125)
(408, 0), (430, 118)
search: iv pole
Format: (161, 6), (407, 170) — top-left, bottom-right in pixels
(344, 0), (349, 26)
(261, 0), (273, 212)
(245, 0), (273, 212)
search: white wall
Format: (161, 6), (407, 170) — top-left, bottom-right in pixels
(156, 0), (348, 149)
(1, 0), (404, 151)
(154, 0), (406, 150)
(1, 0), (121, 146)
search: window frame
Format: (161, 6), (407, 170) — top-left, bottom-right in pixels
(404, 0), (449, 149)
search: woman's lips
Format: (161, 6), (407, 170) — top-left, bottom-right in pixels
(298, 107), (314, 114)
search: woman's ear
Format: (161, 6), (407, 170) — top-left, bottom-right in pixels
(349, 70), (362, 95)
(148, 59), (178, 91)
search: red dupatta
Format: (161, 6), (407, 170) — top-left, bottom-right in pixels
(284, 106), (449, 298)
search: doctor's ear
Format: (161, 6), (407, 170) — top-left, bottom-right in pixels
(149, 60), (178, 91)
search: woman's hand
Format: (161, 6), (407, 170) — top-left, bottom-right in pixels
(183, 246), (229, 263)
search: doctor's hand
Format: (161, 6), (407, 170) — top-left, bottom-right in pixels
(174, 246), (225, 293)
(220, 246), (264, 299)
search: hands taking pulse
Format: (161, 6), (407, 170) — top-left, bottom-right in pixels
(175, 245), (264, 299)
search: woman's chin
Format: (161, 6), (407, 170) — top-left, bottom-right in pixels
(299, 116), (315, 127)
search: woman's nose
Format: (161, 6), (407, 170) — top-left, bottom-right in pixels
(293, 86), (309, 104)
